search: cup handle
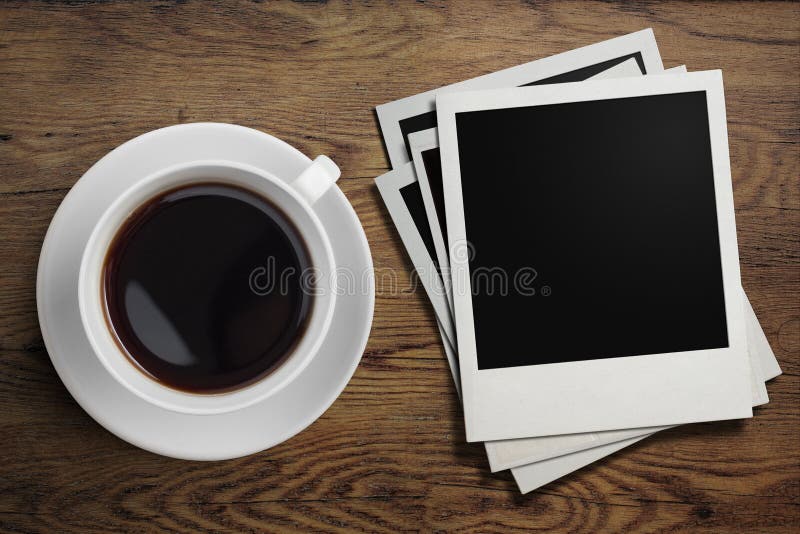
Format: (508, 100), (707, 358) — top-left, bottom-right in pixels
(289, 155), (341, 206)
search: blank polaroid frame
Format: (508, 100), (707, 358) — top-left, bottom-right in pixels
(381, 67), (779, 479)
(438, 71), (753, 441)
(377, 29), (664, 168)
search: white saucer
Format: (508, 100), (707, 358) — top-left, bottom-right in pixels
(36, 123), (374, 460)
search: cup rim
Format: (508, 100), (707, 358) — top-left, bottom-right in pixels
(78, 158), (338, 415)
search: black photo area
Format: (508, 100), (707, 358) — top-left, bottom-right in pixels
(421, 147), (448, 241)
(455, 91), (729, 369)
(400, 182), (440, 275)
(398, 53), (646, 160)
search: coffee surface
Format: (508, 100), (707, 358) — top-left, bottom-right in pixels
(103, 183), (313, 393)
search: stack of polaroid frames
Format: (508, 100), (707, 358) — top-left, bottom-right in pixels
(374, 29), (782, 493)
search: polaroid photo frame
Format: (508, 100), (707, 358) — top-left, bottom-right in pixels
(377, 64), (780, 482)
(438, 71), (753, 441)
(403, 64), (778, 470)
(377, 29), (664, 168)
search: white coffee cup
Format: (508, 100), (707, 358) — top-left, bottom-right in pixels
(78, 156), (341, 415)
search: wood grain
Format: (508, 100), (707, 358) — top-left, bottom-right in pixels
(1, 1), (798, 532)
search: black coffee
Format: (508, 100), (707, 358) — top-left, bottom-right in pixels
(103, 183), (314, 393)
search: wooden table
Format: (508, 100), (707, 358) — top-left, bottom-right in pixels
(1, 1), (798, 532)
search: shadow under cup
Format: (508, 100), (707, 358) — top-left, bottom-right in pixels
(79, 162), (337, 415)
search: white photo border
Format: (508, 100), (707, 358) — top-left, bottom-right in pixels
(437, 70), (752, 441)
